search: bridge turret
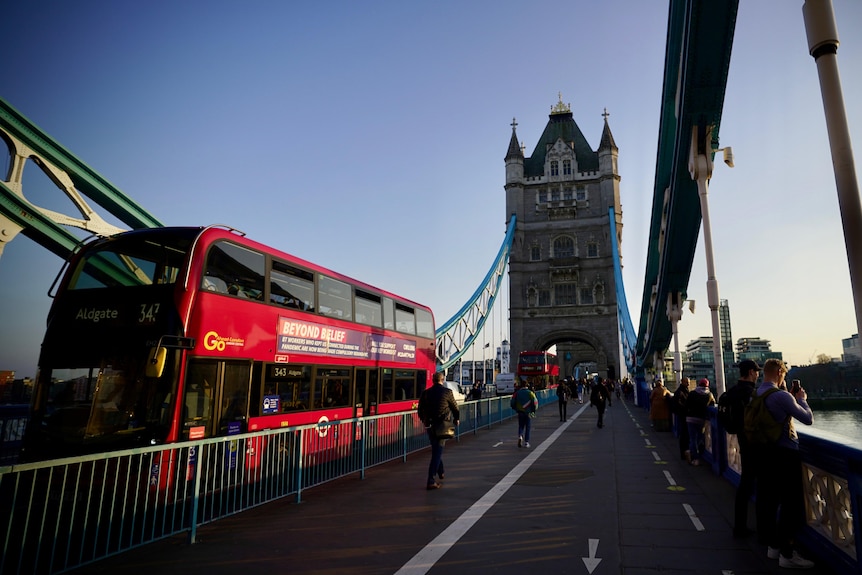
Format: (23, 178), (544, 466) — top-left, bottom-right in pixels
(598, 108), (618, 176)
(504, 117), (524, 186)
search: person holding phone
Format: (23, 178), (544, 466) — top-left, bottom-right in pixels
(753, 359), (815, 569)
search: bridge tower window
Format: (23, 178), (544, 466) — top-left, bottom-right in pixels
(580, 287), (594, 305)
(576, 187), (587, 201)
(563, 160), (572, 175)
(553, 236), (575, 258)
(554, 283), (576, 306)
(587, 242), (598, 258)
(550, 161), (559, 177)
(530, 243), (541, 261)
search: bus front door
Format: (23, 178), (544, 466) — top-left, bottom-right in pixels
(354, 368), (379, 418)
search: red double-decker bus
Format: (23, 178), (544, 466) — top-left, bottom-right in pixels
(21, 225), (436, 462)
(516, 351), (559, 390)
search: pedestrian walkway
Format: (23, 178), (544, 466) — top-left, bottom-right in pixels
(77, 396), (829, 574)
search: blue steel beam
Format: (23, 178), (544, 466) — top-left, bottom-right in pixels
(609, 207), (638, 375)
(435, 215), (515, 371)
(635, 0), (738, 371)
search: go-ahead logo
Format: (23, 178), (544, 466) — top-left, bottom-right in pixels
(203, 331), (245, 352)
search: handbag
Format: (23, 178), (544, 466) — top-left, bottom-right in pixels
(432, 419), (456, 439)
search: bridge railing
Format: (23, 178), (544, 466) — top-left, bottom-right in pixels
(0, 389), (554, 575)
(0, 404), (28, 465)
(658, 403), (862, 574)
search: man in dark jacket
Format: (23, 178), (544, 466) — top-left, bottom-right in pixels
(417, 372), (460, 490)
(590, 379), (612, 428)
(727, 359), (760, 537)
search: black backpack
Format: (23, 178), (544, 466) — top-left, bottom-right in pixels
(716, 384), (749, 434)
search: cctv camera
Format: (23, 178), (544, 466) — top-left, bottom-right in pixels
(722, 147), (734, 168)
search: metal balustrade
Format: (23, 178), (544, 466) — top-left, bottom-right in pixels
(0, 390), (550, 574)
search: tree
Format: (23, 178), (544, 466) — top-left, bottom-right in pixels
(816, 353), (832, 365)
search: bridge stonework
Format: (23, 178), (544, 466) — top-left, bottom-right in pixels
(504, 99), (625, 381)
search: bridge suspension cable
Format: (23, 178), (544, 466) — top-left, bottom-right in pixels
(435, 215), (515, 371)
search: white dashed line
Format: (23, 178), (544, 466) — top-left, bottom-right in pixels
(683, 503), (705, 531)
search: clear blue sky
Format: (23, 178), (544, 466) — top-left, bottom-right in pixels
(1, 1), (860, 378)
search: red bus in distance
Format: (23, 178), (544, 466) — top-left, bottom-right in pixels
(516, 351), (559, 390)
(21, 225), (436, 462)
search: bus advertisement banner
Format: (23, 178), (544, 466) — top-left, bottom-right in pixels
(277, 316), (417, 363)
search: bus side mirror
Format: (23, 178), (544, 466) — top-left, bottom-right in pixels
(146, 347), (167, 378)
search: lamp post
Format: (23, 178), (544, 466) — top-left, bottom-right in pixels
(689, 126), (730, 397)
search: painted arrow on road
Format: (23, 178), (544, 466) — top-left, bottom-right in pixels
(582, 538), (602, 573)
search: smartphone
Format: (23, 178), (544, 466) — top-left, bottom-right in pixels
(790, 379), (801, 394)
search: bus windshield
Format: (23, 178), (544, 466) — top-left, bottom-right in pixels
(67, 230), (197, 289)
(29, 355), (175, 458)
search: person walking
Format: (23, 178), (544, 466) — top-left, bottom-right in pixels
(510, 380), (538, 447)
(589, 379), (611, 428)
(671, 378), (691, 460)
(724, 359), (760, 538)
(649, 378), (671, 431)
(684, 378), (715, 466)
(556, 378), (571, 421)
(750, 359), (815, 569)
(417, 372), (460, 490)
(576, 378), (585, 404)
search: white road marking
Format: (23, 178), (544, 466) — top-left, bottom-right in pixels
(683, 503), (705, 531)
(492, 441), (503, 448)
(663, 470), (677, 486)
(395, 403), (590, 575)
(581, 538), (602, 574)
(652, 451), (661, 462)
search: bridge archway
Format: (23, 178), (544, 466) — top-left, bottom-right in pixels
(530, 330), (613, 381)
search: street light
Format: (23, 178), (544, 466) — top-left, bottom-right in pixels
(689, 126), (732, 396)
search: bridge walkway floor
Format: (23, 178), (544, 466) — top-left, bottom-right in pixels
(76, 396), (829, 574)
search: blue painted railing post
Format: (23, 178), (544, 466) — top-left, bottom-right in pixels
(188, 443), (205, 544)
(295, 429), (305, 504)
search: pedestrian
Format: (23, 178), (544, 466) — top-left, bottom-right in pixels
(750, 359), (815, 569)
(471, 381), (483, 418)
(510, 379), (538, 447)
(723, 359), (760, 538)
(684, 378), (715, 466)
(589, 379), (611, 428)
(556, 378), (570, 421)
(671, 378), (691, 459)
(417, 372), (460, 490)
(649, 378), (671, 431)
(577, 378), (585, 404)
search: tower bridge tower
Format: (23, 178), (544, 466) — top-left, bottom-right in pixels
(505, 95), (624, 380)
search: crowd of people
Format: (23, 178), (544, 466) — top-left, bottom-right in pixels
(648, 360), (815, 569)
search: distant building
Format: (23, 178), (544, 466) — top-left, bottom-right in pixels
(842, 333), (861, 364)
(736, 337), (783, 368)
(683, 337), (718, 386)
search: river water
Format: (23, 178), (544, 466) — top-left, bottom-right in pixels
(805, 409), (862, 447)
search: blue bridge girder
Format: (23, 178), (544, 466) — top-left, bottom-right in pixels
(635, 0), (739, 373)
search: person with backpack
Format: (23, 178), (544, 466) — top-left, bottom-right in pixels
(748, 358), (815, 569)
(510, 380), (538, 447)
(719, 359), (760, 538)
(684, 378), (715, 466)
